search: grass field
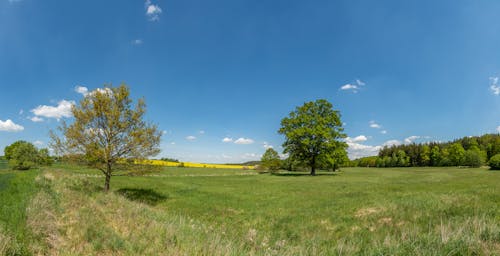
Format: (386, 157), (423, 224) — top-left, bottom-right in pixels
(1, 165), (499, 255)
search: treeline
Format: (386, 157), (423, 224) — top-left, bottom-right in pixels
(352, 134), (500, 168)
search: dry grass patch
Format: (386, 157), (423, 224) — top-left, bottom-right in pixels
(354, 207), (384, 218)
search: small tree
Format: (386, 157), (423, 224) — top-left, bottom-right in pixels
(488, 154), (500, 170)
(278, 99), (347, 175)
(5, 141), (38, 170)
(51, 84), (162, 192)
(261, 148), (281, 172)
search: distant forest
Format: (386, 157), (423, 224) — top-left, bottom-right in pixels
(351, 134), (500, 168)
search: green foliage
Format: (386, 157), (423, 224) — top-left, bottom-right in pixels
(278, 99), (347, 175)
(4, 141), (52, 170)
(463, 146), (486, 168)
(377, 134), (500, 168)
(488, 154), (500, 170)
(260, 148), (281, 172)
(51, 84), (162, 191)
(448, 143), (465, 166)
(160, 157), (179, 162)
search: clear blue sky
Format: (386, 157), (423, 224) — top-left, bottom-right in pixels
(1, 0), (500, 162)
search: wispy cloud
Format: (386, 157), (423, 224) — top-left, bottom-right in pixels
(490, 77), (500, 95)
(186, 135), (196, 141)
(380, 130), (387, 134)
(340, 79), (365, 93)
(497, 126), (500, 133)
(31, 100), (74, 120)
(0, 119), (24, 132)
(404, 135), (420, 144)
(30, 116), (44, 122)
(145, 0), (162, 21)
(234, 138), (254, 145)
(33, 140), (44, 146)
(131, 39), (143, 45)
(369, 120), (382, 129)
(263, 142), (273, 149)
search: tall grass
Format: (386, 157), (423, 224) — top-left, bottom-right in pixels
(0, 170), (39, 255)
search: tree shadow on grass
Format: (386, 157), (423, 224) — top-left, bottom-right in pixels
(271, 172), (339, 177)
(115, 188), (168, 206)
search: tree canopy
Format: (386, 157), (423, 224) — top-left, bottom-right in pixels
(278, 99), (347, 175)
(4, 140), (52, 170)
(260, 148), (281, 171)
(51, 84), (162, 191)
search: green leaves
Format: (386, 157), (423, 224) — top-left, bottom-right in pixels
(278, 99), (347, 174)
(51, 84), (162, 191)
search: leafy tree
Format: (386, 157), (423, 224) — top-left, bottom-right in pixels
(463, 149), (485, 167)
(319, 148), (348, 171)
(488, 154), (500, 170)
(430, 146), (441, 166)
(420, 145), (431, 166)
(5, 141), (38, 170)
(278, 99), (347, 175)
(51, 84), (162, 192)
(261, 148), (281, 171)
(448, 143), (465, 166)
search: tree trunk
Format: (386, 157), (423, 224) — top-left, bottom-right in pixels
(104, 173), (111, 192)
(104, 162), (112, 192)
(311, 155), (316, 176)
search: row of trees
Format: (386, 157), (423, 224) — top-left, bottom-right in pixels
(351, 134), (500, 168)
(3, 141), (53, 170)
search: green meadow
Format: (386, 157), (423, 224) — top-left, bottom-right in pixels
(1, 165), (499, 255)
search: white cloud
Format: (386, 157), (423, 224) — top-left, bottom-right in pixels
(145, 0), (162, 21)
(132, 39), (143, 45)
(404, 135), (420, 144)
(19, 109), (23, 115)
(263, 142), (273, 149)
(340, 84), (358, 91)
(383, 140), (402, 147)
(30, 116), (44, 122)
(491, 85), (500, 95)
(369, 121), (382, 129)
(222, 137), (233, 143)
(199, 130), (205, 134)
(31, 100), (74, 120)
(345, 135), (368, 143)
(0, 119), (24, 132)
(75, 86), (89, 96)
(340, 79), (365, 93)
(234, 138), (254, 145)
(381, 130), (387, 134)
(186, 136), (196, 141)
(170, 142), (176, 145)
(346, 142), (381, 159)
(33, 140), (44, 146)
(496, 126), (500, 133)
(490, 77), (500, 95)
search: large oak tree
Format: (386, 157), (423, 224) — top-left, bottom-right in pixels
(51, 84), (162, 192)
(278, 99), (347, 175)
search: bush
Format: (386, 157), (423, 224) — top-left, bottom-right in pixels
(488, 154), (500, 170)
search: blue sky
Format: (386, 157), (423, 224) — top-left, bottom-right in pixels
(1, 0), (500, 162)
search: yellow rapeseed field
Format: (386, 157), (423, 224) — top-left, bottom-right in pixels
(141, 159), (255, 170)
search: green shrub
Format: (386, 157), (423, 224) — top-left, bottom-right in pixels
(488, 154), (500, 170)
